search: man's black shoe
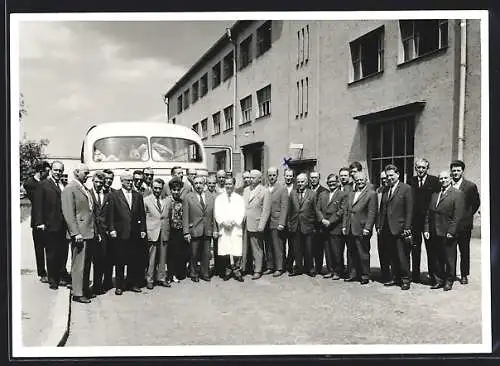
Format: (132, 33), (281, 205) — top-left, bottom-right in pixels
(384, 280), (396, 286)
(460, 276), (468, 284)
(251, 273), (262, 280)
(72, 296), (91, 304)
(262, 269), (273, 275)
(191, 277), (199, 283)
(344, 277), (357, 282)
(201, 276), (211, 282)
(115, 288), (123, 295)
(288, 271), (302, 277)
(443, 283), (453, 291)
(430, 283), (443, 289)
(401, 282), (411, 290)
(360, 278), (369, 285)
(322, 273), (333, 279)
(131, 287), (142, 293)
(49, 283), (58, 290)
(272, 271), (284, 277)
(40, 276), (49, 284)
(146, 283), (154, 290)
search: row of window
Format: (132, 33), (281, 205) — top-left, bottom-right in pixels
(176, 21), (272, 115)
(349, 20), (448, 82)
(297, 24), (310, 68)
(191, 84), (272, 139)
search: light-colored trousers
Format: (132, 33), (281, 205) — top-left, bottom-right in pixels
(71, 239), (90, 297)
(146, 239), (167, 284)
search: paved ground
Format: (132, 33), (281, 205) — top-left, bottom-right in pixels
(66, 237), (483, 346)
(20, 210), (70, 347)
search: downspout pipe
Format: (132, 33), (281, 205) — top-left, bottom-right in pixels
(458, 19), (467, 160)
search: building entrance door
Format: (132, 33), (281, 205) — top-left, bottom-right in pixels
(287, 159), (317, 178)
(242, 142), (264, 172)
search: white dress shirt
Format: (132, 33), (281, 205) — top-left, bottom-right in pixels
(122, 188), (132, 208)
(286, 185), (293, 195)
(453, 178), (463, 190)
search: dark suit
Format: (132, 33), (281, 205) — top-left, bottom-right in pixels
(288, 189), (319, 274)
(317, 188), (348, 276)
(454, 179), (480, 277)
(339, 183), (354, 275)
(377, 182), (413, 284)
(100, 187), (115, 289)
(183, 191), (215, 279)
(409, 174), (441, 281)
(311, 185), (329, 273)
(265, 184), (289, 272)
(88, 188), (109, 293)
(23, 177), (46, 277)
(343, 187), (378, 280)
(283, 184), (296, 272)
(33, 177), (69, 286)
(376, 186), (391, 281)
(425, 187), (465, 284)
(107, 189), (147, 289)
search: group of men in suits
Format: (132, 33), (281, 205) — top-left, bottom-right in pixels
(24, 156), (479, 302)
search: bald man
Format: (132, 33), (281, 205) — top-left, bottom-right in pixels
(33, 161), (70, 290)
(241, 170), (271, 280)
(264, 167), (289, 276)
(62, 164), (96, 303)
(424, 171), (465, 291)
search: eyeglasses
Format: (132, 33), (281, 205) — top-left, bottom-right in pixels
(143, 173), (154, 177)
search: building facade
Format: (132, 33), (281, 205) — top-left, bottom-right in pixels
(165, 19), (481, 190)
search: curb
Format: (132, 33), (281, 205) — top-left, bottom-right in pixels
(41, 287), (72, 347)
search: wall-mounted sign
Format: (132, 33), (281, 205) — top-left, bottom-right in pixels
(289, 143), (304, 149)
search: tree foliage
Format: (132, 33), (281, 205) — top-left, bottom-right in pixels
(19, 93), (27, 122)
(20, 138), (49, 184)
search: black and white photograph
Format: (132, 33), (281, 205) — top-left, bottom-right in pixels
(10, 10), (490, 357)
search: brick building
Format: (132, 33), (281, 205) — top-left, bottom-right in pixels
(165, 19), (481, 189)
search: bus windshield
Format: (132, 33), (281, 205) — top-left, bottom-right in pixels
(92, 136), (203, 163)
(93, 136), (149, 162)
(151, 137), (202, 163)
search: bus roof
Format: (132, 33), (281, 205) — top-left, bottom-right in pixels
(85, 122), (201, 141)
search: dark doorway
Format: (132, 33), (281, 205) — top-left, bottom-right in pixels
(242, 142), (264, 172)
(287, 158), (317, 177)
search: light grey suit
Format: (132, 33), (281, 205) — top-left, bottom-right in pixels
(241, 184), (271, 274)
(61, 180), (96, 297)
(144, 194), (172, 284)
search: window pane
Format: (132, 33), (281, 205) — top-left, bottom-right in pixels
(439, 20), (448, 48)
(393, 158), (405, 181)
(405, 157), (414, 184)
(406, 118), (415, 155)
(382, 123), (393, 157)
(416, 20), (439, 56)
(393, 120), (405, 156)
(371, 159), (382, 189)
(368, 124), (381, 158)
(93, 137), (149, 162)
(151, 137), (202, 163)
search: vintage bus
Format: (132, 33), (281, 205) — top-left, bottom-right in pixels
(80, 122), (233, 189)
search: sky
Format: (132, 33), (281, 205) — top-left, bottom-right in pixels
(18, 19), (234, 157)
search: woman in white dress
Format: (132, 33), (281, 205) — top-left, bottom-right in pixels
(214, 176), (245, 282)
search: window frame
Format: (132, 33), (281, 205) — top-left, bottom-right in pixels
(223, 105), (234, 131)
(177, 94), (183, 114)
(256, 84), (271, 118)
(239, 35), (253, 70)
(212, 111), (221, 135)
(367, 116), (415, 186)
(399, 19), (448, 64)
(192, 81), (199, 104)
(240, 95), (253, 124)
(212, 62), (221, 89)
(192, 122), (199, 135)
(200, 118), (208, 140)
(200, 73), (208, 98)
(183, 89), (190, 110)
(222, 51), (234, 81)
(349, 26), (385, 83)
(256, 20), (272, 57)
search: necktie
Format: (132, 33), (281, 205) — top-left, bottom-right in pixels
(388, 187), (393, 200)
(96, 190), (102, 206)
(419, 178), (423, 188)
(199, 194), (206, 209)
(156, 198), (162, 212)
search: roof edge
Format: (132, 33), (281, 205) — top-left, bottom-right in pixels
(164, 20), (254, 98)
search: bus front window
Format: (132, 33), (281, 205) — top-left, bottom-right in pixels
(151, 137), (202, 163)
(93, 136), (149, 162)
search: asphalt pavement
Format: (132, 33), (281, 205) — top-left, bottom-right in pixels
(65, 237), (483, 346)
